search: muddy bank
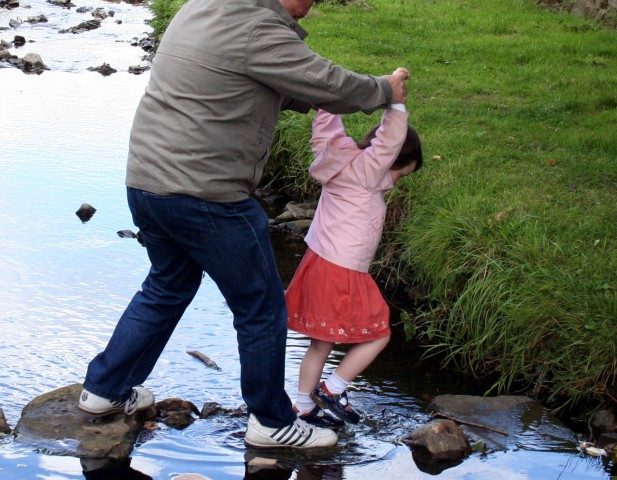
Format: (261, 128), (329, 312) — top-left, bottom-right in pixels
(537, 0), (617, 26)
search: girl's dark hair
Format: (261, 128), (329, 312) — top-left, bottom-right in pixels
(357, 124), (423, 172)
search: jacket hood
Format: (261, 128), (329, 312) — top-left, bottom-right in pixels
(309, 137), (359, 184)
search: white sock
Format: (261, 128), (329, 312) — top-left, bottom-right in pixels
(324, 371), (349, 395)
(294, 391), (316, 414)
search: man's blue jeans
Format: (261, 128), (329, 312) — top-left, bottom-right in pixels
(83, 187), (296, 428)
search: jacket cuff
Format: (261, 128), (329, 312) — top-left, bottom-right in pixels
(376, 76), (393, 106)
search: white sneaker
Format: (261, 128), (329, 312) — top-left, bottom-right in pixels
(78, 386), (155, 415)
(244, 413), (337, 448)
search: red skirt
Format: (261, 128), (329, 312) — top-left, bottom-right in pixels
(285, 249), (390, 343)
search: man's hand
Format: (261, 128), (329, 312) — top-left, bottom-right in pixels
(384, 67), (410, 104)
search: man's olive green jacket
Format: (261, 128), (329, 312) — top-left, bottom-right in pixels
(126, 0), (394, 202)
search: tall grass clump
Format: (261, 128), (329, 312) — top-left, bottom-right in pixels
(148, 0), (617, 413)
(149, 0), (187, 35)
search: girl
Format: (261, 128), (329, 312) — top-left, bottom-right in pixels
(285, 99), (423, 427)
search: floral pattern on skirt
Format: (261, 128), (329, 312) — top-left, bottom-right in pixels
(285, 249), (390, 343)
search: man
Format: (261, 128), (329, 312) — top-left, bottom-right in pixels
(78, 0), (408, 449)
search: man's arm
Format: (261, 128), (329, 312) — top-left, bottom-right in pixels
(280, 97), (313, 113)
(246, 17), (400, 114)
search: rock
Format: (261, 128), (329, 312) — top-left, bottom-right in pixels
(402, 419), (470, 473)
(14, 384), (153, 459)
(47, 0), (75, 7)
(285, 219), (313, 233)
(26, 14), (48, 23)
(131, 36), (155, 51)
(270, 219), (312, 235)
(161, 411), (195, 429)
(117, 229), (138, 239)
(91, 7), (108, 19)
(1, 0), (20, 8)
(21, 52), (48, 72)
(156, 398), (200, 416)
(87, 63), (116, 76)
(13, 35), (25, 46)
(156, 398), (199, 429)
(591, 408), (617, 436)
(274, 201), (317, 223)
(76, 203), (96, 222)
(599, 432), (617, 447)
(0, 408), (11, 434)
(128, 64), (149, 75)
(0, 50), (15, 61)
(199, 402), (222, 419)
(9, 18), (22, 28)
(59, 19), (101, 34)
(75, 6), (92, 12)
(429, 394), (577, 452)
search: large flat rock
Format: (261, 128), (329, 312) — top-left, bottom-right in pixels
(429, 394), (577, 451)
(14, 384), (148, 459)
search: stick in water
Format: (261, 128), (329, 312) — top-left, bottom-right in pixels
(187, 350), (222, 371)
(435, 413), (508, 436)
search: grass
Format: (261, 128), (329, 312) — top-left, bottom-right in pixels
(148, 0), (617, 414)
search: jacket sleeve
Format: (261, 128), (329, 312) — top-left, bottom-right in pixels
(352, 108), (409, 189)
(309, 109), (358, 184)
(245, 17), (392, 114)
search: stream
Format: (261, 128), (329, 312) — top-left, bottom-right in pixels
(0, 0), (614, 478)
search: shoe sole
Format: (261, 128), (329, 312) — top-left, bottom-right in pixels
(77, 404), (153, 415)
(244, 439), (336, 449)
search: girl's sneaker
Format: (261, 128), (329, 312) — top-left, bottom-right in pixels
(294, 405), (345, 430)
(310, 382), (360, 424)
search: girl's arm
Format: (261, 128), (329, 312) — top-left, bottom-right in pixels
(309, 109), (358, 184)
(310, 109), (350, 153)
(353, 107), (409, 189)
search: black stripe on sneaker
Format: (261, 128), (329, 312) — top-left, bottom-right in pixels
(280, 427), (302, 444)
(285, 431), (304, 445)
(295, 429), (313, 446)
(271, 425), (293, 442)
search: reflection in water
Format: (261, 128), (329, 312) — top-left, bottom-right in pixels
(82, 458), (153, 480)
(242, 451), (343, 480)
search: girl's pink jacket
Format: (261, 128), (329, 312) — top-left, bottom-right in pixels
(304, 108), (410, 273)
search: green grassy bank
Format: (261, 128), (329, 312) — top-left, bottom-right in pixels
(149, 0), (617, 415)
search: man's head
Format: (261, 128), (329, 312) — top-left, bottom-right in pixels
(279, 0), (315, 20)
